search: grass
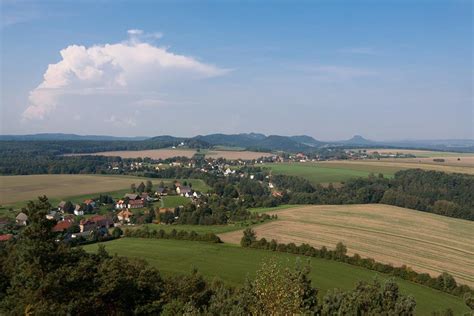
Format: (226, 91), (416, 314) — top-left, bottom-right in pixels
(135, 223), (251, 234)
(83, 238), (469, 314)
(263, 162), (399, 185)
(219, 204), (474, 287)
(161, 196), (191, 208)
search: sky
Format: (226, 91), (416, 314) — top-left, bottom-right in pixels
(1, 0), (472, 141)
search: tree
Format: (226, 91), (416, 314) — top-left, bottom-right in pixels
(137, 182), (146, 194)
(131, 183), (136, 193)
(240, 228), (257, 247)
(63, 200), (74, 213)
(334, 242), (347, 260)
(112, 227), (123, 238)
(145, 180), (153, 193)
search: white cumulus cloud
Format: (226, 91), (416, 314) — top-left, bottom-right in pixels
(23, 31), (229, 120)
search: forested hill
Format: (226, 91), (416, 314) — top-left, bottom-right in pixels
(1, 133), (473, 153)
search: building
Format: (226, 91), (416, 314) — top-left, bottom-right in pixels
(52, 219), (74, 233)
(176, 185), (192, 196)
(15, 212), (28, 226)
(74, 204), (84, 216)
(79, 215), (112, 232)
(117, 209), (134, 223)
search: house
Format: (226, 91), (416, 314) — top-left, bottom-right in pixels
(128, 199), (144, 209)
(0, 234), (13, 242)
(124, 193), (141, 200)
(141, 193), (153, 202)
(15, 212), (28, 226)
(115, 200), (126, 210)
(83, 199), (96, 208)
(156, 187), (167, 196)
(74, 204), (84, 216)
(176, 185), (192, 196)
(117, 209), (134, 223)
(46, 211), (61, 221)
(52, 219), (73, 233)
(79, 215), (112, 232)
(57, 201), (67, 212)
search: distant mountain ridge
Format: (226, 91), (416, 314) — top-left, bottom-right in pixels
(0, 133), (149, 141)
(1, 133), (473, 153)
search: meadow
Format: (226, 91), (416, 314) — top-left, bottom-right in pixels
(219, 204), (474, 287)
(263, 162), (399, 185)
(84, 238), (469, 314)
(264, 160), (474, 185)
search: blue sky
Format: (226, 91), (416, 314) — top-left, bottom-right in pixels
(1, 0), (472, 140)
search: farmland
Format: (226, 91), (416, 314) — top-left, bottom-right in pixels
(365, 148), (474, 158)
(263, 162), (400, 185)
(264, 160), (474, 185)
(219, 204), (474, 287)
(84, 238), (469, 314)
(68, 148), (272, 160)
(0, 175), (209, 207)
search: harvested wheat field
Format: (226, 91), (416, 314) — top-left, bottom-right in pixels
(0, 174), (147, 205)
(219, 204), (474, 286)
(205, 150), (272, 160)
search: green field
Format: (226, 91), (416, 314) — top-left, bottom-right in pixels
(136, 223), (250, 234)
(84, 238), (469, 314)
(263, 162), (400, 185)
(160, 195), (191, 208)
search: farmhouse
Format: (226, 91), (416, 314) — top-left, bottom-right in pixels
(156, 187), (167, 196)
(46, 211), (61, 221)
(117, 209), (134, 223)
(79, 215), (112, 232)
(57, 201), (67, 212)
(74, 204), (84, 216)
(176, 185), (192, 196)
(52, 219), (74, 233)
(128, 199), (144, 209)
(83, 199), (96, 207)
(15, 212), (28, 226)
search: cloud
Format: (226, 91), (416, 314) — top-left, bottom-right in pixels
(23, 31), (230, 120)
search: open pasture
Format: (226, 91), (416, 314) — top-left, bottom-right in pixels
(263, 162), (401, 185)
(219, 204), (474, 287)
(84, 238), (469, 314)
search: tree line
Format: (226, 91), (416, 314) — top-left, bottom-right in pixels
(0, 197), (426, 315)
(272, 169), (474, 220)
(240, 228), (474, 304)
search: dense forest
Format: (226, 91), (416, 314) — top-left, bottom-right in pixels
(0, 197), (425, 315)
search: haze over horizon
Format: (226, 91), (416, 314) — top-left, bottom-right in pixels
(1, 1), (473, 140)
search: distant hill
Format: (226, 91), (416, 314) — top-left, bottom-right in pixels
(1, 133), (472, 153)
(290, 135), (324, 147)
(340, 135), (375, 145)
(0, 133), (149, 141)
